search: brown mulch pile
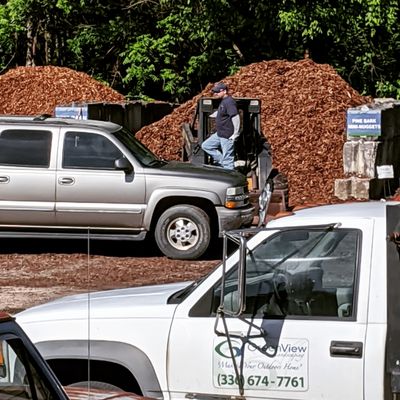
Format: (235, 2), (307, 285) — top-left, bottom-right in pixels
(0, 66), (125, 115)
(136, 59), (371, 206)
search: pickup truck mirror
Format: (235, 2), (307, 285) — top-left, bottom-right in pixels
(218, 230), (251, 317)
(115, 157), (133, 173)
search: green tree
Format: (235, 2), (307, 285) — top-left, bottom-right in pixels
(64, 0), (157, 91)
(122, 0), (237, 101)
(0, 0), (399, 101)
(276, 0), (400, 97)
(0, 0), (82, 68)
(0, 0), (156, 92)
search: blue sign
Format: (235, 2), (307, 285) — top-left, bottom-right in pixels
(54, 106), (88, 120)
(346, 109), (381, 136)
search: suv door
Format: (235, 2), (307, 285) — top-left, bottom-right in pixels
(0, 127), (56, 225)
(55, 129), (146, 229)
(167, 220), (372, 400)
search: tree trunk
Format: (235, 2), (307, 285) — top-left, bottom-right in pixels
(44, 26), (51, 65)
(26, 18), (36, 67)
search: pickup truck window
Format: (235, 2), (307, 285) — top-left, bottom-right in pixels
(212, 228), (359, 319)
(0, 336), (52, 400)
(63, 131), (123, 169)
(0, 130), (51, 168)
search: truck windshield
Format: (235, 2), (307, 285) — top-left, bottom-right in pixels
(213, 227), (360, 318)
(114, 128), (167, 167)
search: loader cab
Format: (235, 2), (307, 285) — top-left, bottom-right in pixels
(182, 97), (272, 191)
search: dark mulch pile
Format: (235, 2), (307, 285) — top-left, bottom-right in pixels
(136, 59), (371, 206)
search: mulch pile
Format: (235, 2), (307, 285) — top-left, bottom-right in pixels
(136, 59), (371, 206)
(0, 66), (125, 115)
(0, 61), (371, 206)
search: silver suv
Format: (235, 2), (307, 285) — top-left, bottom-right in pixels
(0, 116), (254, 259)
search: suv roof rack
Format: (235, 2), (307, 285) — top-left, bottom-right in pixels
(33, 114), (52, 121)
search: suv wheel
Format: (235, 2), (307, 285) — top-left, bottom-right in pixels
(155, 205), (210, 260)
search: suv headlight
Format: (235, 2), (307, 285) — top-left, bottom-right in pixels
(225, 186), (249, 209)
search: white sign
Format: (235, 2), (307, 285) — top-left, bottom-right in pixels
(376, 165), (394, 179)
(213, 337), (309, 391)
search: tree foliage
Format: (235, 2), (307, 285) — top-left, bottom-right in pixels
(0, 0), (398, 101)
(277, 0), (400, 98)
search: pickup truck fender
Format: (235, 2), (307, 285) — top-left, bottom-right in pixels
(143, 188), (221, 229)
(35, 340), (162, 398)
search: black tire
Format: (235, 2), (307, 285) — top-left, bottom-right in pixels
(67, 381), (123, 391)
(155, 205), (211, 260)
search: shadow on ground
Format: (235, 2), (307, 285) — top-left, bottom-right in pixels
(0, 237), (226, 260)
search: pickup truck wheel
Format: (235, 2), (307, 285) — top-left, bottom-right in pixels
(155, 205), (211, 260)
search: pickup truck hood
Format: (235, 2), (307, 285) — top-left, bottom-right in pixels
(17, 281), (192, 323)
(152, 161), (246, 186)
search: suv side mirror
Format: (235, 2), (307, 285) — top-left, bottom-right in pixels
(115, 157), (133, 173)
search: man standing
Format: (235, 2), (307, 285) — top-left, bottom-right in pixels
(201, 82), (240, 170)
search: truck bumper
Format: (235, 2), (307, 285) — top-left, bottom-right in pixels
(216, 204), (255, 235)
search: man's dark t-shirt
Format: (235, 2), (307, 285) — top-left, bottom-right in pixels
(216, 96), (238, 138)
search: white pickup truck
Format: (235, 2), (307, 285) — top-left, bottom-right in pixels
(16, 200), (400, 400)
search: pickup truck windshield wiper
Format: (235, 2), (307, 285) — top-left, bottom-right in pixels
(168, 269), (214, 304)
(147, 159), (167, 167)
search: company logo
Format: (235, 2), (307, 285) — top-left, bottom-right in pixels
(215, 340), (242, 358)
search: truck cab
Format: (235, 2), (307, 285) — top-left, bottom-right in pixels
(16, 201), (400, 399)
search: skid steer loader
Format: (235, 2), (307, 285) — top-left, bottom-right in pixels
(181, 97), (288, 219)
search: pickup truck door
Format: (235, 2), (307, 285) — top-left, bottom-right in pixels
(0, 128), (57, 225)
(167, 220), (373, 400)
(55, 129), (146, 228)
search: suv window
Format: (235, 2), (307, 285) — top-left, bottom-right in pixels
(0, 336), (53, 400)
(212, 228), (360, 319)
(63, 131), (123, 169)
(0, 130), (52, 168)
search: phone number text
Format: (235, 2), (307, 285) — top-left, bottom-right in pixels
(217, 374), (305, 389)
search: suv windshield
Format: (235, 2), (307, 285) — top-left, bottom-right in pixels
(114, 127), (166, 167)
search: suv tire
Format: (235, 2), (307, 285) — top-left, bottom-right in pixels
(155, 205), (211, 260)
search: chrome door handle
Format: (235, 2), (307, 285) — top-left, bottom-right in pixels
(0, 176), (10, 183)
(330, 341), (363, 358)
(58, 177), (75, 185)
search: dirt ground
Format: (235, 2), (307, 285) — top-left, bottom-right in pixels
(0, 237), (221, 314)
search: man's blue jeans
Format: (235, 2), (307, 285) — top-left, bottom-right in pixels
(201, 133), (235, 170)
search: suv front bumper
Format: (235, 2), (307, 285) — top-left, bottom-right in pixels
(216, 204), (255, 234)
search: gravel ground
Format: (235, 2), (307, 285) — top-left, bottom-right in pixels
(0, 238), (220, 314)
